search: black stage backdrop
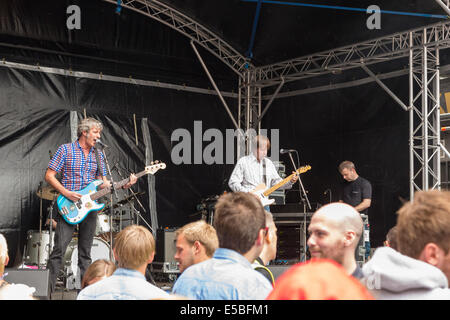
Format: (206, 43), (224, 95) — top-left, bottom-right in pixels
(0, 0), (414, 266)
(0, 66), (236, 266)
(264, 75), (410, 249)
(0, 65), (410, 266)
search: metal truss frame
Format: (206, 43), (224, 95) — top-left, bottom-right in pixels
(104, 1), (450, 198)
(103, 0), (250, 76)
(253, 20), (450, 88)
(409, 30), (442, 198)
(436, 0), (450, 16)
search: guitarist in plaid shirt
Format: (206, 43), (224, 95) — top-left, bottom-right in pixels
(45, 117), (137, 295)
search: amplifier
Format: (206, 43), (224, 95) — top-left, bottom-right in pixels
(271, 206), (313, 262)
(152, 228), (180, 274)
(154, 228), (177, 264)
(3, 269), (50, 299)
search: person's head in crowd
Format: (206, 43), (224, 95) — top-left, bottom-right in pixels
(81, 259), (117, 289)
(77, 225), (169, 300)
(214, 191), (267, 262)
(171, 191), (273, 300)
(0, 233), (9, 277)
(384, 226), (398, 250)
(396, 190), (450, 282)
(307, 202), (363, 276)
(258, 211), (278, 265)
(266, 259), (374, 300)
(0, 233), (35, 300)
(174, 220), (219, 273)
(338, 160), (358, 182)
(113, 225), (156, 274)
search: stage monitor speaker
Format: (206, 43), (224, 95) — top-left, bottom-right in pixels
(3, 269), (50, 299)
(154, 228), (177, 263)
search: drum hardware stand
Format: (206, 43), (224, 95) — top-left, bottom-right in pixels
(285, 150), (311, 262)
(96, 145), (118, 262)
(46, 195), (57, 268)
(113, 164), (153, 234)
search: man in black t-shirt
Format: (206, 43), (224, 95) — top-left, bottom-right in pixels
(338, 161), (372, 215)
(338, 161), (372, 262)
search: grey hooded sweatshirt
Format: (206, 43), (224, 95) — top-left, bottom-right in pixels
(361, 247), (450, 300)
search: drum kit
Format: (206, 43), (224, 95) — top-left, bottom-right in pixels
(23, 183), (145, 290)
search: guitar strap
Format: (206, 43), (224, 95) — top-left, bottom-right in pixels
(94, 146), (104, 178)
(262, 158), (267, 186)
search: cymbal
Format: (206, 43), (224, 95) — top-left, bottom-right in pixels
(36, 186), (59, 201)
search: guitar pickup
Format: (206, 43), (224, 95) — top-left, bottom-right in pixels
(61, 207), (69, 216)
(76, 201), (82, 210)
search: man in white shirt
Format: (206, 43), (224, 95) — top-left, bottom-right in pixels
(228, 135), (298, 208)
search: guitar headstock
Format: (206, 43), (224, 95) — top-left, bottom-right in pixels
(296, 165), (311, 174)
(145, 161), (166, 175)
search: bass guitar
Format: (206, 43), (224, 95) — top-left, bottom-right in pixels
(57, 161), (166, 225)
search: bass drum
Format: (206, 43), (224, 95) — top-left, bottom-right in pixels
(24, 230), (54, 266)
(64, 237), (111, 290)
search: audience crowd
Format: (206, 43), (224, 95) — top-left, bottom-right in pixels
(0, 189), (449, 300)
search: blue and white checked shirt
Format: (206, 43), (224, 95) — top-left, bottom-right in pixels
(48, 140), (107, 191)
(77, 268), (170, 300)
(172, 248), (273, 300)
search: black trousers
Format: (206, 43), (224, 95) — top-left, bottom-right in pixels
(46, 211), (97, 293)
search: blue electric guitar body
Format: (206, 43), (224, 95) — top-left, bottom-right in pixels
(57, 180), (106, 225)
(56, 162), (166, 225)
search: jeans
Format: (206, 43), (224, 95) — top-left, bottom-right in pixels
(46, 211), (97, 293)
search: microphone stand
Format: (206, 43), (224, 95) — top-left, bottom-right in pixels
(97, 145), (118, 261)
(286, 151), (311, 262)
(37, 182), (43, 269)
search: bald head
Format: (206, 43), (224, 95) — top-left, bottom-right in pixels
(307, 203), (364, 268)
(313, 203), (363, 241)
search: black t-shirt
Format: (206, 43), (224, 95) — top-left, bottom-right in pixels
(341, 176), (372, 215)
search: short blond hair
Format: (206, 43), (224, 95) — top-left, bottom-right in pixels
(253, 135), (271, 150)
(175, 221), (219, 257)
(113, 225), (155, 269)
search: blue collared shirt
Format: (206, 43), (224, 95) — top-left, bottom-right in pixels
(77, 268), (169, 300)
(172, 248), (273, 300)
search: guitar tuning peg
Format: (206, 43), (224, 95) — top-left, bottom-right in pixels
(151, 161), (154, 165)
(155, 160), (159, 164)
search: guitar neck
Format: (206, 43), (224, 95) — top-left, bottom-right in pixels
(263, 172), (295, 197)
(90, 170), (148, 201)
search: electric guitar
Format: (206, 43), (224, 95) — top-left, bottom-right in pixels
(57, 161), (166, 225)
(251, 165), (311, 207)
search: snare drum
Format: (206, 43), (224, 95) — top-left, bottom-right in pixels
(24, 230), (55, 266)
(64, 237), (111, 290)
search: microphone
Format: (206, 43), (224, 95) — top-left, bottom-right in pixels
(280, 149), (296, 154)
(95, 139), (108, 148)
